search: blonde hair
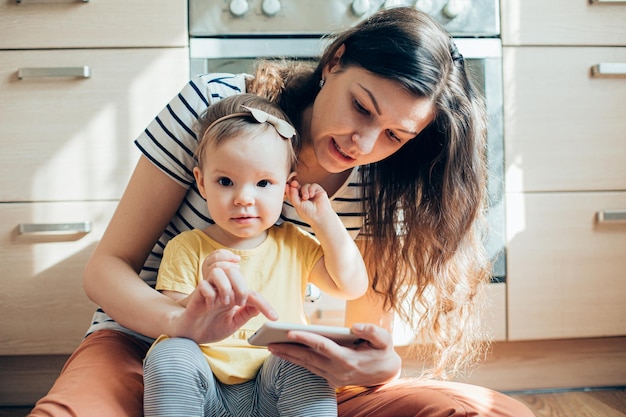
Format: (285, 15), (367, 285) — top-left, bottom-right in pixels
(195, 94), (299, 172)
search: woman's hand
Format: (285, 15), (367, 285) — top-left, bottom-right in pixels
(169, 248), (278, 344)
(171, 283), (278, 344)
(266, 323), (401, 388)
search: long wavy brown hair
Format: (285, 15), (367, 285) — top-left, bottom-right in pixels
(248, 6), (492, 379)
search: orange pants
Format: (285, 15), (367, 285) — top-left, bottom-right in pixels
(29, 330), (533, 417)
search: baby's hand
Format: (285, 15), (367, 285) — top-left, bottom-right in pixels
(201, 249), (245, 306)
(287, 180), (332, 224)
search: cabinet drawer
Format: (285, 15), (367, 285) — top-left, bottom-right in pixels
(0, 201), (118, 355)
(502, 0), (626, 46)
(0, 0), (187, 49)
(504, 46), (626, 193)
(507, 192), (626, 340)
(0, 48), (188, 202)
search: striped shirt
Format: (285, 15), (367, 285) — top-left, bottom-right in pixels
(86, 73), (367, 342)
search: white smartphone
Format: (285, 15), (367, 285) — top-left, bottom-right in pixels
(248, 322), (364, 347)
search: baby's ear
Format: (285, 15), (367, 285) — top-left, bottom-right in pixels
(193, 167), (208, 199)
(284, 172), (297, 199)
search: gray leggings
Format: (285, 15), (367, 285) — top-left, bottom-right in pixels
(143, 337), (337, 417)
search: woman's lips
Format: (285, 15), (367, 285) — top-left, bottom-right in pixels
(331, 139), (354, 161)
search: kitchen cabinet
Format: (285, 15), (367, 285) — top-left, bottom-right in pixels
(502, 0), (626, 340)
(0, 0), (189, 355)
(0, 202), (116, 355)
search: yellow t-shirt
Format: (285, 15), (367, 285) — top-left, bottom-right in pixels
(154, 222), (324, 384)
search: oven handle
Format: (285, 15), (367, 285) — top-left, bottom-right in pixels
(590, 0), (626, 4)
(190, 38), (324, 59)
(190, 37), (502, 60)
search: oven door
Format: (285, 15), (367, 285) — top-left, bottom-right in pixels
(190, 37), (505, 281)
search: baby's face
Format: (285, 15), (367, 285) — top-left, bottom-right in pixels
(195, 127), (292, 243)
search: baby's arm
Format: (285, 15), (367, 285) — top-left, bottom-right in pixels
(288, 181), (368, 300)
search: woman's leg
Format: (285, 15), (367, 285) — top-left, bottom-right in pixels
(337, 379), (535, 417)
(28, 330), (149, 417)
(256, 355), (337, 417)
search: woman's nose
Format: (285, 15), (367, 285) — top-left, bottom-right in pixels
(351, 128), (378, 155)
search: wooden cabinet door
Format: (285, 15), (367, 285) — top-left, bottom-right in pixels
(0, 47), (188, 201)
(502, 0), (626, 46)
(0, 201), (118, 355)
(0, 0), (187, 49)
(507, 191), (626, 340)
(504, 46), (626, 193)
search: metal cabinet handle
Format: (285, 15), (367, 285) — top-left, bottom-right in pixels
(597, 210), (626, 223)
(589, 0), (626, 3)
(18, 222), (92, 235)
(591, 63), (626, 78)
(17, 66), (91, 80)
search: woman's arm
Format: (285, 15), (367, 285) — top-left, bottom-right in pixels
(83, 156), (188, 338)
(344, 239), (394, 331)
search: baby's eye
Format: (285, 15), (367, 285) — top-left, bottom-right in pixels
(217, 177), (233, 186)
(257, 179), (270, 188)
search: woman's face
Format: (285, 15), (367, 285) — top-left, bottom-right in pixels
(308, 62), (435, 173)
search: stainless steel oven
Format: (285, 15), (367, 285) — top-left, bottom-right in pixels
(188, 0), (505, 281)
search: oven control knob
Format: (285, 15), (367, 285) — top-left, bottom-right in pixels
(414, 0), (435, 15)
(229, 0), (249, 17)
(351, 0), (370, 17)
(262, 0), (281, 16)
(442, 0), (469, 19)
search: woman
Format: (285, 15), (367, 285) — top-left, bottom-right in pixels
(29, 7), (533, 417)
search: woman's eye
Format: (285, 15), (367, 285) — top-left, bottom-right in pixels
(387, 130), (401, 143)
(217, 177), (233, 186)
(354, 99), (369, 115)
(257, 179), (270, 188)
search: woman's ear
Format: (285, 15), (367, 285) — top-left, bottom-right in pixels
(323, 44), (346, 78)
(193, 166), (208, 199)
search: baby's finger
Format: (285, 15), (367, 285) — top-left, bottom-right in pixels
(299, 183), (313, 200)
(287, 183), (302, 204)
(196, 279), (217, 302)
(206, 267), (235, 305)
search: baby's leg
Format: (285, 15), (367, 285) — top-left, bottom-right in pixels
(143, 338), (219, 417)
(256, 354), (337, 417)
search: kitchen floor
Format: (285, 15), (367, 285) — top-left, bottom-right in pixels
(1, 388), (624, 417)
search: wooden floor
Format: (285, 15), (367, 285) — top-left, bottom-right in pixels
(510, 387), (626, 417)
(0, 387), (624, 417)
